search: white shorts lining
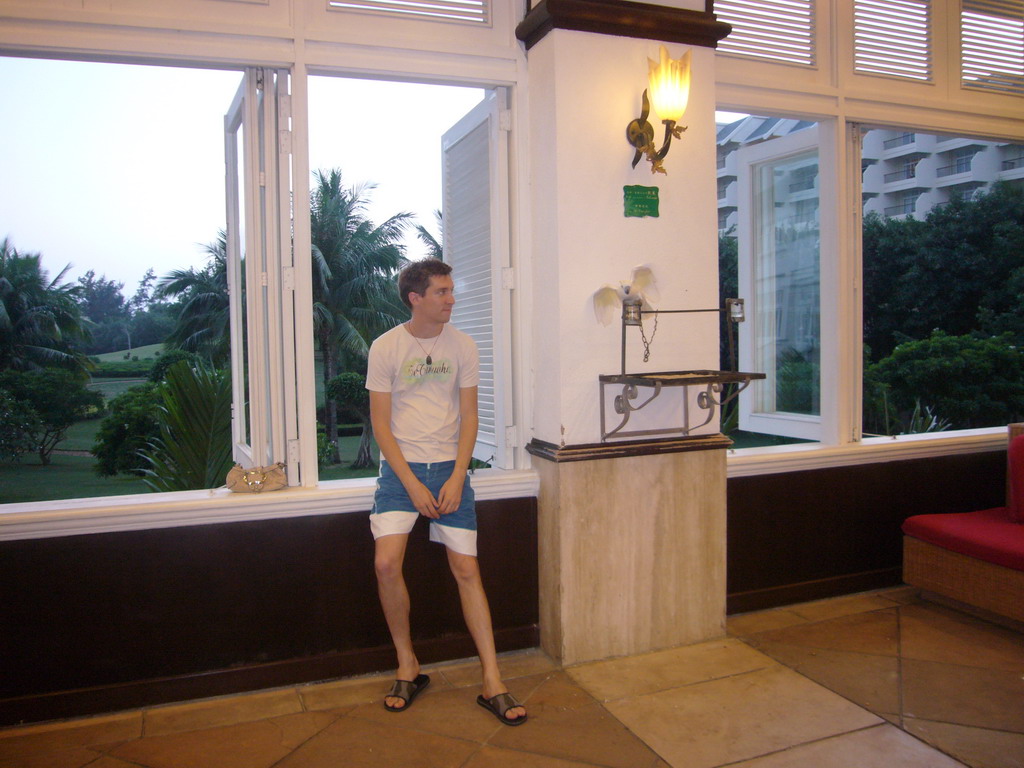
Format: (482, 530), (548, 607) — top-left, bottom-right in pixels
(370, 510), (478, 557)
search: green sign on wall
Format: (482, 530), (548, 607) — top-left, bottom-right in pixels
(623, 185), (660, 218)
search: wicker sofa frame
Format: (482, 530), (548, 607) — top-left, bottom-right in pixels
(902, 423), (1024, 624)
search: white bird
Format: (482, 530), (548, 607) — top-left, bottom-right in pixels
(592, 265), (660, 326)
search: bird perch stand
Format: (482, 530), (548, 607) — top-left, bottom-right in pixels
(599, 301), (764, 442)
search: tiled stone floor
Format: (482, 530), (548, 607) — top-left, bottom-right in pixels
(2, 587), (1022, 768)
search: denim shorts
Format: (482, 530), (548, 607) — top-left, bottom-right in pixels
(370, 460), (477, 555)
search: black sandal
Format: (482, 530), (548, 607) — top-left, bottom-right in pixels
(476, 691), (527, 726)
(384, 673), (430, 712)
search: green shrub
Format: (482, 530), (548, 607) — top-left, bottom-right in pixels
(92, 383), (161, 476)
(148, 349), (200, 383)
(317, 428), (333, 468)
(0, 388), (41, 462)
(868, 330), (1024, 430)
(92, 359), (155, 378)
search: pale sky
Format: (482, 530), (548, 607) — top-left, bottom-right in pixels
(0, 56), (483, 295)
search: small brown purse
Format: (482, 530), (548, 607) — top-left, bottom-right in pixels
(225, 462), (287, 493)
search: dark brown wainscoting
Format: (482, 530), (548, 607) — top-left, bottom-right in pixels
(726, 449), (1006, 614)
(0, 497), (538, 727)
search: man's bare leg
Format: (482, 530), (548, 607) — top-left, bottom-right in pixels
(446, 548), (526, 722)
(375, 533), (420, 709)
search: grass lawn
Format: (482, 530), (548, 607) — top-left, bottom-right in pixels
(95, 344), (164, 362)
(89, 377), (148, 401)
(59, 418), (104, 452)
(0, 453), (149, 504)
(319, 431), (380, 481)
(1, 423), (378, 502)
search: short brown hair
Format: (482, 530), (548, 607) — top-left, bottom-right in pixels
(398, 258), (452, 309)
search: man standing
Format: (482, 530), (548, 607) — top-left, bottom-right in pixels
(365, 258), (527, 726)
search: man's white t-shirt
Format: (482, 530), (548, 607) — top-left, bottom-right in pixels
(365, 323), (479, 464)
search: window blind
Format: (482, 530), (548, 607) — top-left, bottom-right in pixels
(327, 0), (487, 25)
(962, 0), (1024, 95)
(854, 0), (931, 81)
(714, 0), (815, 66)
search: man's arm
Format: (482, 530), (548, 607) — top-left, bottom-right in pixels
(437, 385), (479, 515)
(369, 389), (441, 519)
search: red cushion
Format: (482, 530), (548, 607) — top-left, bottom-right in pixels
(1009, 434), (1024, 523)
(903, 507), (1024, 572)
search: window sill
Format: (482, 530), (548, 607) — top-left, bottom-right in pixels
(0, 468), (540, 542)
(727, 428), (1006, 478)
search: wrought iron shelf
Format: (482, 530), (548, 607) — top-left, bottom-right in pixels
(599, 369), (765, 442)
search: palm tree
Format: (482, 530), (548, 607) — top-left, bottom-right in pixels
(310, 169), (411, 464)
(415, 209), (444, 260)
(0, 238), (91, 374)
(140, 359), (233, 491)
(155, 232), (229, 366)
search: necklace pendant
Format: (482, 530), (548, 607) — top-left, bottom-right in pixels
(426, 355), (432, 365)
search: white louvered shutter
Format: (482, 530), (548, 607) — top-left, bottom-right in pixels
(961, 0), (1024, 95)
(327, 0), (488, 25)
(442, 90), (512, 467)
(714, 0), (815, 66)
(854, 0), (931, 81)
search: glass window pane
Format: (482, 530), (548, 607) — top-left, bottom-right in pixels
(861, 128), (1024, 436)
(751, 150), (821, 418)
(307, 76), (486, 479)
(0, 57), (239, 504)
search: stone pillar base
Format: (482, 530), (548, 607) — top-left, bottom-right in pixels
(529, 436), (728, 665)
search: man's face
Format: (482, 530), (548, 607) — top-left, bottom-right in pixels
(411, 274), (455, 324)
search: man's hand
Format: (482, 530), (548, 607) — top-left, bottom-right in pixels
(406, 479), (441, 519)
(437, 473), (465, 515)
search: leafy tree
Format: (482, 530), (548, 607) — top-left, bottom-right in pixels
(141, 360), (233, 491)
(327, 372), (374, 469)
(862, 211), (929, 361)
(156, 232), (229, 365)
(911, 184), (1024, 341)
(0, 387), (40, 462)
(0, 368), (103, 464)
(863, 183), (1024, 362)
(74, 269), (175, 355)
(717, 230), (743, 431)
(129, 302), (176, 349)
(92, 383), (161, 476)
(76, 270), (127, 325)
(867, 330), (1024, 430)
(310, 169), (411, 460)
(0, 238), (91, 374)
(718, 229), (739, 368)
(129, 269), (157, 314)
(75, 269), (130, 355)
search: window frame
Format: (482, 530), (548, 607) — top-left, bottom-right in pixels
(717, 0), (1024, 477)
(0, 9), (535, 534)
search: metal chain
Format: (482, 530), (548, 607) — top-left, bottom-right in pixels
(639, 311), (658, 362)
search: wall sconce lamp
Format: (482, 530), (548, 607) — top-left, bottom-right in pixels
(626, 46), (691, 175)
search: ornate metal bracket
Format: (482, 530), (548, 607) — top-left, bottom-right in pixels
(600, 370), (764, 442)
